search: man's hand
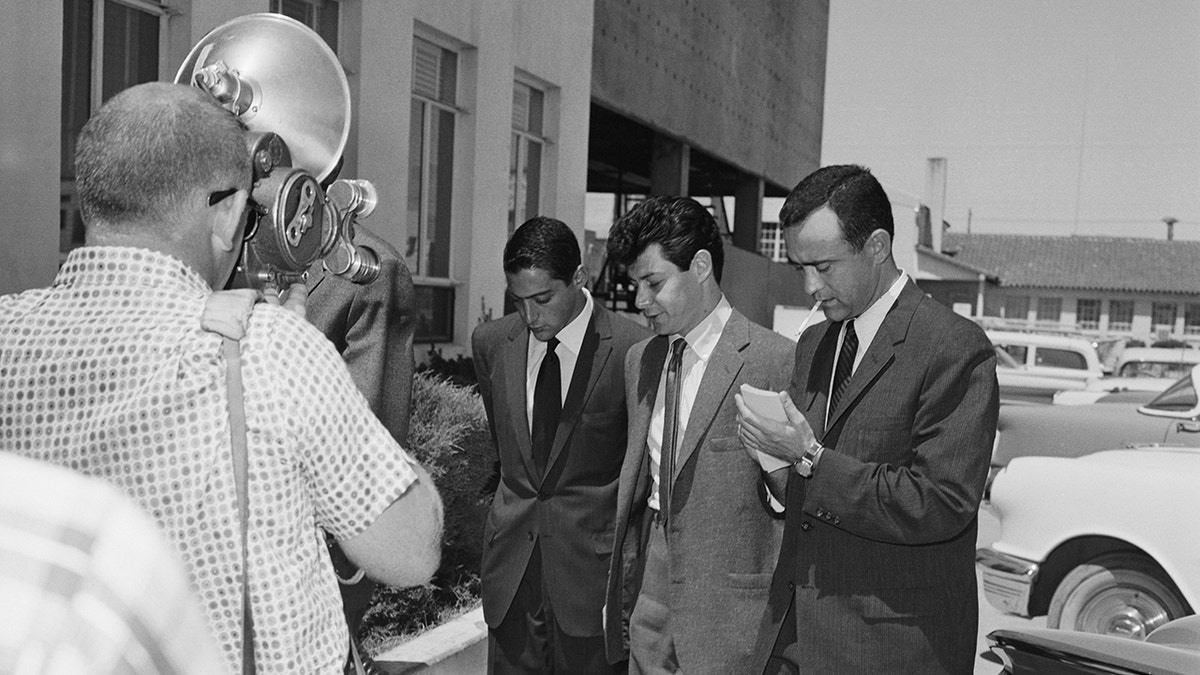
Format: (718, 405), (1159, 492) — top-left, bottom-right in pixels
(263, 282), (308, 320)
(735, 391), (817, 464)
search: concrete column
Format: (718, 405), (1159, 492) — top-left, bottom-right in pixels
(650, 135), (689, 196)
(1, 3), (60, 295)
(731, 176), (764, 253)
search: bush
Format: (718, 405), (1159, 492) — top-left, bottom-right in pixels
(358, 371), (495, 656)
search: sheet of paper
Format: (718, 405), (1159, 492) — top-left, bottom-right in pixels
(739, 384), (792, 472)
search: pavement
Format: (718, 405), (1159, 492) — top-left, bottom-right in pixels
(974, 503), (1045, 675)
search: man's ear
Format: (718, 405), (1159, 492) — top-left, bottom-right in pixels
(211, 189), (250, 253)
(570, 264), (588, 288)
(690, 249), (713, 282)
(868, 229), (892, 263)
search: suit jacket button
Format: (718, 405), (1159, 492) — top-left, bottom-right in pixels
(527, 532), (534, 541)
(800, 521), (812, 531)
(537, 491), (548, 501)
(787, 582), (795, 591)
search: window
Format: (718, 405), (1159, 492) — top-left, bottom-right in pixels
(1076, 298), (1101, 330)
(270, 0), (340, 51)
(1185, 304), (1200, 335)
(1152, 302), (1178, 332)
(758, 224), (787, 262)
(61, 0), (163, 258)
(1109, 300), (1134, 332)
(1035, 347), (1087, 370)
(1000, 345), (1028, 366)
(1004, 295), (1029, 322)
(1036, 297), (1062, 324)
(409, 36), (459, 341)
(509, 81), (545, 234)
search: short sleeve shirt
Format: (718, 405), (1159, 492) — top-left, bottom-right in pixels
(0, 247), (420, 674)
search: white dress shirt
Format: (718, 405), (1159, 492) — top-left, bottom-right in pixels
(648, 295), (733, 511)
(525, 288), (593, 430)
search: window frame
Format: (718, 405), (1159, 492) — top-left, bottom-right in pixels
(508, 78), (547, 235)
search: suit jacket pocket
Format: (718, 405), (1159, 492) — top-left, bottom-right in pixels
(709, 435), (742, 453)
(726, 572), (773, 590)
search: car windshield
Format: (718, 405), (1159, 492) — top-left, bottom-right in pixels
(1145, 372), (1198, 412)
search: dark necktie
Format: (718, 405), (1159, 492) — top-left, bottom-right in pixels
(531, 337), (560, 475)
(829, 320), (858, 415)
(659, 338), (687, 527)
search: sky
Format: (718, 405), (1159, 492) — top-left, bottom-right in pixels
(820, 0), (1200, 242)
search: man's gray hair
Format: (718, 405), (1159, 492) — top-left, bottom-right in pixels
(75, 82), (250, 230)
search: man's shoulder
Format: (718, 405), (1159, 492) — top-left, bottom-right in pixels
(730, 309), (796, 357)
(472, 312), (522, 349)
(910, 295), (990, 346)
(595, 306), (652, 345)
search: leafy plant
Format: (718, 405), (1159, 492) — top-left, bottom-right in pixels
(358, 371), (495, 655)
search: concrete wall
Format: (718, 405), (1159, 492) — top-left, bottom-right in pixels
(591, 0), (828, 190)
(1, 3), (61, 296)
(722, 244), (811, 330)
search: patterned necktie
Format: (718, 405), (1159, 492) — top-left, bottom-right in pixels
(659, 338), (687, 527)
(829, 320), (857, 415)
(531, 337), (560, 475)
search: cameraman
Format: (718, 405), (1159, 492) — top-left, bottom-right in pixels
(0, 82), (442, 674)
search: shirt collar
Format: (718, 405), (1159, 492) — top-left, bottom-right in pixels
(849, 270), (908, 341)
(55, 246), (212, 296)
(676, 294), (732, 362)
(545, 288), (593, 356)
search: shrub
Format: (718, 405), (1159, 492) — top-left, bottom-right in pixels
(358, 371), (495, 656)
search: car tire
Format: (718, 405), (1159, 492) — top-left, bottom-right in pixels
(1047, 552), (1190, 639)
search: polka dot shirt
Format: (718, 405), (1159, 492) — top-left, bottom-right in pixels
(0, 247), (420, 674)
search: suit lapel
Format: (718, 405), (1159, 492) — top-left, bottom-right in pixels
(674, 310), (747, 477)
(806, 321), (840, 439)
(630, 336), (670, 498)
(824, 280), (921, 431)
(499, 320), (538, 479)
(540, 305), (611, 483)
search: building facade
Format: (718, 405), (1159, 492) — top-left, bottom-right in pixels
(3, 0), (827, 350)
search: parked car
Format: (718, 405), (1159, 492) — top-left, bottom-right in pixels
(989, 330), (1105, 403)
(987, 615), (1200, 674)
(992, 365), (1200, 483)
(978, 368), (1200, 642)
(1115, 346), (1200, 380)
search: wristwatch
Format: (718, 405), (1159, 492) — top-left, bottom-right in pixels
(795, 440), (825, 478)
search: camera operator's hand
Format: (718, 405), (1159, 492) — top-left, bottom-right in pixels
(263, 282), (308, 320)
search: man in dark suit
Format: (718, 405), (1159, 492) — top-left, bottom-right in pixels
(307, 224), (417, 635)
(602, 197), (793, 674)
(473, 216), (650, 673)
(737, 165), (999, 674)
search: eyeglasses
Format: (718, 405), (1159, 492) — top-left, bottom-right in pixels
(207, 187), (240, 206)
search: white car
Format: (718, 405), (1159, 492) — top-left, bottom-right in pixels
(989, 330), (1105, 403)
(978, 365), (1200, 640)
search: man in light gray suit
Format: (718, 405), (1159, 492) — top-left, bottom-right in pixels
(602, 196), (794, 674)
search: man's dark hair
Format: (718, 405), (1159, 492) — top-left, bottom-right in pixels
(779, 164), (893, 251)
(503, 216), (581, 282)
(606, 196), (724, 283)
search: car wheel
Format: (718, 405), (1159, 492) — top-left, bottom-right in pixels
(1048, 552), (1189, 639)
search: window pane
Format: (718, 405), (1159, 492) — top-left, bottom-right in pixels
(508, 134), (521, 234)
(413, 285), (454, 343)
(101, 1), (159, 102)
(426, 108), (455, 277)
(1186, 304), (1200, 335)
(527, 87), (544, 135)
(1076, 298), (1101, 330)
(1036, 348), (1087, 370)
(406, 99), (425, 274)
(62, 0), (93, 182)
(523, 138), (541, 222)
(1004, 295), (1029, 322)
(1036, 297), (1061, 323)
(1110, 300), (1134, 330)
(271, 0), (339, 52)
(1152, 302), (1177, 329)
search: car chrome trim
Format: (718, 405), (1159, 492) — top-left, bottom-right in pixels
(976, 547), (1038, 616)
